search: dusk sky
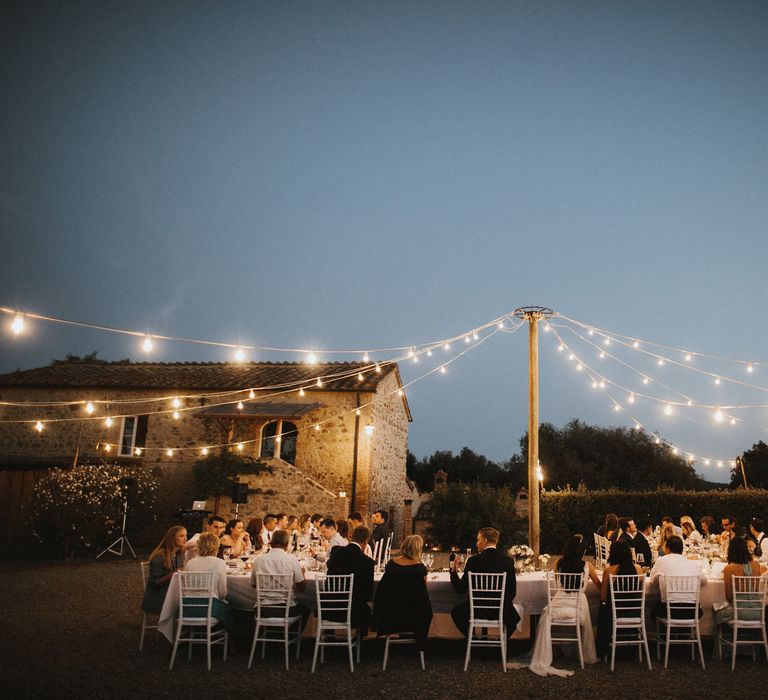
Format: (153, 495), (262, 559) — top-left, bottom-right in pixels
(2, 2), (767, 482)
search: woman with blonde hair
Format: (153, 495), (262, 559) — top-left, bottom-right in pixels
(184, 531), (232, 629)
(657, 524), (676, 558)
(141, 525), (187, 614)
(372, 534), (433, 651)
(680, 515), (702, 544)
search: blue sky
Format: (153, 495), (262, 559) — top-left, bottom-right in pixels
(2, 2), (767, 482)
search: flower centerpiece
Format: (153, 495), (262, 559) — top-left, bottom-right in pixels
(508, 543), (535, 572)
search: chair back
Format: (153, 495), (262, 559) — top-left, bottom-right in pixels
(468, 572), (506, 624)
(372, 539), (382, 566)
(546, 571), (584, 623)
(383, 534), (393, 564)
(254, 572), (293, 618)
(608, 574), (646, 620)
(661, 574), (700, 618)
(731, 575), (767, 624)
(594, 534), (610, 569)
(140, 561), (150, 591)
(315, 574), (354, 625)
(177, 571), (216, 621)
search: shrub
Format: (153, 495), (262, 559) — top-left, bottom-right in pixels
(27, 463), (157, 558)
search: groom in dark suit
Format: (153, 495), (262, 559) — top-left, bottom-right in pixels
(327, 525), (375, 634)
(450, 527), (520, 638)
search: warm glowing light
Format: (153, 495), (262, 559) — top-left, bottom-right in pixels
(684, 353), (692, 362)
(249, 389), (255, 399)
(628, 393), (635, 404)
(134, 447), (142, 456)
(591, 381), (598, 389)
(664, 404), (673, 415)
(364, 423), (375, 437)
(568, 353), (575, 361)
(717, 461), (723, 468)
(355, 408), (361, 416)
(472, 332), (479, 340)
(687, 454), (694, 463)
(686, 399), (692, 406)
(201, 447), (208, 456)
(166, 449), (174, 457)
(237, 401), (244, 410)
(172, 397), (181, 409)
(237, 442), (244, 451)
(672, 447), (679, 455)
(654, 437), (661, 445)
(105, 417), (113, 427)
(299, 387), (305, 397)
(599, 351), (606, 359)
(375, 364), (381, 373)
(613, 403), (621, 412)
(603, 337), (611, 346)
(85, 402), (95, 414)
(642, 377), (649, 385)
(497, 321), (504, 329)
(172, 410), (180, 420)
(443, 343), (451, 351)
(142, 335), (153, 352)
(634, 423), (642, 431)
(464, 335), (470, 344)
(714, 409), (724, 422)
(314, 423), (320, 431)
(440, 365), (446, 374)
(103, 444), (111, 452)
(632, 341), (639, 349)
(307, 351), (318, 365)
(730, 417), (736, 425)
(558, 344), (564, 352)
(704, 459), (710, 466)
(543, 324), (550, 332)
(397, 388), (404, 397)
(588, 328), (594, 336)
(363, 352), (369, 362)
(576, 363), (583, 371)
(338, 491), (347, 498)
(358, 372), (364, 381)
(730, 460), (737, 467)
(657, 358), (664, 366)
(35, 420), (43, 433)
(714, 377), (721, 385)
(11, 313), (24, 335)
(234, 347), (245, 362)
(412, 355), (418, 363)
(747, 364), (754, 373)
(316, 378), (323, 387)
(599, 381), (605, 389)
(427, 348), (432, 357)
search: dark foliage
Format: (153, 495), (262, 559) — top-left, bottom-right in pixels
(730, 440), (768, 489)
(192, 452), (271, 499)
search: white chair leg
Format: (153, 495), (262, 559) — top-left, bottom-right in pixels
(140, 616), (146, 652)
(731, 627), (737, 671)
(284, 625), (290, 670)
(347, 629), (355, 673)
(663, 624), (670, 669)
(501, 630), (507, 673)
(206, 628), (212, 671)
(419, 650), (425, 670)
(169, 625), (182, 670)
(463, 629), (472, 671)
(248, 624), (259, 669)
(383, 635), (390, 670)
(311, 631), (321, 673)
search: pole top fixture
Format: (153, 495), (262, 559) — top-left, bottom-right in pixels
(513, 306), (555, 320)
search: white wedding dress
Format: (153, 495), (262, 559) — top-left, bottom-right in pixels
(508, 564), (598, 677)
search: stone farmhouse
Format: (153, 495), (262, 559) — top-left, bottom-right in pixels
(0, 360), (414, 541)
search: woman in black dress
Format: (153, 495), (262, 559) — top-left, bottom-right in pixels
(372, 534), (433, 649)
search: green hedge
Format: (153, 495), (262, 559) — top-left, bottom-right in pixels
(539, 486), (768, 554)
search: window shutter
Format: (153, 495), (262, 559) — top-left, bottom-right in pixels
(135, 415), (149, 448)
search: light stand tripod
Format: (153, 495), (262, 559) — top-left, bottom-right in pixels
(97, 499), (137, 559)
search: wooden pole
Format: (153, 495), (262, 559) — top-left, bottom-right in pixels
(527, 312), (540, 556)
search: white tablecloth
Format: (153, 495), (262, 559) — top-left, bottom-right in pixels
(157, 568), (726, 643)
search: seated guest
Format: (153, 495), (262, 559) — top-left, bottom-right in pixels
(713, 536), (767, 646)
(261, 514), (278, 546)
(510, 534), (597, 676)
(596, 540), (644, 660)
(142, 525), (187, 615)
(219, 518), (251, 557)
(649, 535), (706, 620)
(681, 521), (702, 545)
(184, 531), (232, 630)
(699, 515), (715, 538)
(297, 514), (312, 549)
(372, 534), (433, 651)
(309, 513), (323, 539)
(245, 517), (265, 552)
(603, 515), (620, 542)
(719, 514), (736, 544)
(275, 513), (288, 531)
(286, 515), (300, 552)
(657, 524), (676, 558)
(185, 515), (226, 563)
(450, 527), (520, 638)
(596, 513), (618, 538)
(619, 517), (653, 567)
(370, 509), (391, 547)
(661, 516), (682, 537)
(327, 525), (375, 634)
(748, 517), (768, 563)
(348, 512), (373, 557)
(319, 517), (348, 550)
(250, 529), (310, 630)
(335, 518), (350, 541)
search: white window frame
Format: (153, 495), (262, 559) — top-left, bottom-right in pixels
(118, 415), (139, 457)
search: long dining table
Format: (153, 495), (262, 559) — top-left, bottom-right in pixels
(157, 563), (727, 643)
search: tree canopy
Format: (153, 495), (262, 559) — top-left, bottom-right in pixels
(731, 440), (768, 489)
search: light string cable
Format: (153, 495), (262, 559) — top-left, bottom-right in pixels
(96, 322), (517, 454)
(548, 325), (740, 466)
(0, 304), (515, 358)
(558, 313), (766, 386)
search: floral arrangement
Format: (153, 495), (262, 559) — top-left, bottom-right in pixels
(508, 544), (535, 559)
(538, 553), (551, 569)
(27, 462), (157, 558)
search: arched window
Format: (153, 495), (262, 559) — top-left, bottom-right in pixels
(259, 419), (298, 464)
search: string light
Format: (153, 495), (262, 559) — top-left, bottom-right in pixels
(307, 352), (317, 365)
(314, 424), (320, 431)
(298, 388), (305, 397)
(173, 411), (180, 420)
(105, 417), (113, 427)
(103, 443), (111, 452)
(237, 401), (244, 410)
(234, 347), (245, 362)
(464, 336), (470, 344)
(142, 335), (153, 352)
(364, 424), (375, 436)
(664, 404), (673, 415)
(249, 389), (255, 399)
(714, 377), (721, 385)
(134, 447), (142, 456)
(685, 353), (692, 362)
(85, 402), (95, 415)
(473, 332), (479, 340)
(747, 364), (754, 373)
(166, 448), (174, 457)
(714, 409), (724, 422)
(497, 321), (504, 329)
(632, 341), (640, 349)
(375, 364), (381, 373)
(316, 378), (323, 387)
(236, 442), (243, 452)
(657, 358), (664, 366)
(397, 389), (404, 397)
(558, 344), (564, 352)
(362, 352), (369, 362)
(628, 393), (635, 404)
(408, 348), (415, 358)
(200, 447), (208, 456)
(427, 348), (432, 357)
(172, 397), (181, 409)
(599, 351), (606, 359)
(355, 408), (361, 416)
(443, 343), (451, 351)
(440, 365), (446, 374)
(11, 312), (24, 335)
(35, 420), (43, 432)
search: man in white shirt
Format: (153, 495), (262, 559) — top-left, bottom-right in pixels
(261, 514), (278, 547)
(319, 517), (348, 550)
(649, 535), (707, 620)
(749, 517), (768, 563)
(185, 515), (226, 563)
(250, 529), (309, 629)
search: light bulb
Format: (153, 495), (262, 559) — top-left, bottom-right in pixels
(307, 351), (317, 365)
(234, 347), (245, 362)
(747, 364), (754, 373)
(632, 341), (639, 349)
(408, 348), (415, 358)
(603, 338), (611, 346)
(443, 343), (451, 351)
(316, 378), (323, 387)
(397, 389), (404, 397)
(497, 321), (504, 329)
(591, 381), (598, 389)
(704, 459), (710, 466)
(105, 417), (113, 427)
(588, 328), (594, 336)
(599, 381), (605, 388)
(628, 393), (635, 404)
(237, 401), (244, 410)
(275, 435), (281, 443)
(472, 332), (479, 340)
(412, 355), (418, 363)
(440, 365), (446, 374)
(730, 417), (736, 425)
(599, 351), (606, 359)
(642, 377), (649, 385)
(364, 423), (375, 436)
(201, 447), (208, 456)
(635, 423), (642, 431)
(543, 324), (550, 332)
(11, 313), (24, 335)
(717, 461), (723, 468)
(85, 402), (94, 415)
(687, 454), (694, 463)
(172, 397), (181, 409)
(249, 389), (255, 399)
(142, 335), (153, 352)
(731, 460), (737, 467)
(464, 336), (470, 344)
(654, 437), (661, 445)
(375, 364), (381, 373)
(355, 408), (361, 416)
(613, 403), (621, 412)
(672, 447), (679, 455)
(714, 377), (720, 385)
(684, 353), (692, 362)
(237, 442), (244, 451)
(104, 443), (111, 452)
(664, 404), (673, 415)
(134, 447), (142, 456)
(427, 348), (432, 357)
(568, 353), (575, 361)
(35, 420), (43, 433)
(314, 424), (320, 431)
(576, 363), (583, 371)
(686, 399), (692, 406)
(558, 344), (564, 352)
(166, 448), (174, 457)
(362, 352), (369, 363)
(173, 411), (180, 420)
(657, 358), (664, 366)
(299, 387), (305, 397)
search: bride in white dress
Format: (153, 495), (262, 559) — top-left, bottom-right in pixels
(508, 535), (600, 677)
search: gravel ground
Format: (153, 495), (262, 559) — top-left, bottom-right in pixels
(2, 557), (767, 699)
